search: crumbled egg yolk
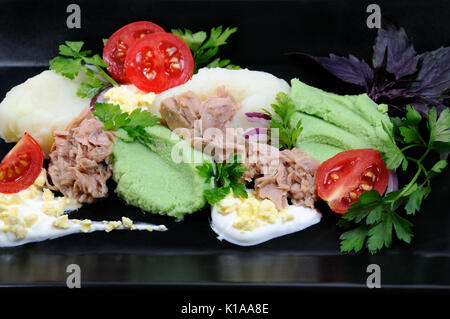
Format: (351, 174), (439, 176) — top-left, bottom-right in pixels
(24, 213), (38, 228)
(104, 85), (155, 114)
(72, 219), (92, 233)
(217, 191), (294, 232)
(42, 188), (54, 201)
(103, 220), (122, 232)
(0, 169), (80, 240)
(0, 171), (162, 243)
(52, 215), (70, 229)
(122, 216), (136, 230)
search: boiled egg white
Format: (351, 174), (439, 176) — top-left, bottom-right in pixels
(210, 191), (321, 246)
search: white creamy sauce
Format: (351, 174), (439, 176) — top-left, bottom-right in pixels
(0, 209), (167, 248)
(0, 216), (166, 248)
(210, 195), (321, 246)
(0, 172), (167, 247)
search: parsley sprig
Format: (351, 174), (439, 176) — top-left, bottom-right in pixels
(263, 92), (302, 150)
(49, 41), (118, 99)
(339, 106), (450, 254)
(171, 26), (240, 72)
(92, 102), (160, 141)
(197, 153), (248, 205)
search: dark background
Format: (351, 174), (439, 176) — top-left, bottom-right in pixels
(0, 0), (449, 303)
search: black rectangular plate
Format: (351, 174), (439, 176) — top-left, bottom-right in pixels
(0, 0), (449, 290)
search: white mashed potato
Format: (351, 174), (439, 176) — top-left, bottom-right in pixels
(0, 70), (89, 156)
(150, 67), (290, 130)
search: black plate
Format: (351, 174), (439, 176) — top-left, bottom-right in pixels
(0, 0), (449, 291)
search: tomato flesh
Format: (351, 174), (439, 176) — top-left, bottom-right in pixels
(125, 32), (194, 93)
(103, 21), (165, 83)
(316, 149), (389, 214)
(0, 133), (44, 194)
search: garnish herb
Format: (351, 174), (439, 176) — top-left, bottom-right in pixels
(339, 106), (450, 254)
(50, 41), (118, 99)
(264, 92), (302, 150)
(296, 21), (450, 115)
(197, 153), (248, 205)
(171, 26), (240, 72)
(92, 102), (160, 141)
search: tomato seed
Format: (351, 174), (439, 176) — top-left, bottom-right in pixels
(330, 173), (339, 180)
(365, 171), (374, 178)
(170, 63), (181, 72)
(349, 192), (358, 200)
(19, 160), (28, 167)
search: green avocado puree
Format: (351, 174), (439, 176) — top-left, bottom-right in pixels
(111, 125), (211, 220)
(289, 79), (393, 162)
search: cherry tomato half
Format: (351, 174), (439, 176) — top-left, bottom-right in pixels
(124, 32), (194, 93)
(0, 133), (44, 194)
(316, 149), (389, 214)
(103, 21), (165, 83)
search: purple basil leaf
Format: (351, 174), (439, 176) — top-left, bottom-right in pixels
(372, 22), (418, 79)
(301, 53), (373, 89)
(409, 47), (450, 101)
(408, 101), (433, 116)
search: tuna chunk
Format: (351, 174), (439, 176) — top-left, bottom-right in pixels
(160, 86), (239, 133)
(200, 86), (239, 133)
(160, 91), (202, 130)
(245, 145), (319, 210)
(46, 108), (116, 203)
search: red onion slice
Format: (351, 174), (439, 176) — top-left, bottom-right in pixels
(386, 170), (398, 193)
(244, 127), (269, 140)
(245, 112), (271, 124)
(90, 85), (112, 110)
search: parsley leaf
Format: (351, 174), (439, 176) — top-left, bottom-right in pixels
(428, 107), (450, 152)
(381, 121), (407, 170)
(77, 68), (110, 98)
(196, 162), (215, 184)
(197, 153), (248, 205)
(171, 29), (207, 52)
(366, 211), (394, 253)
(49, 56), (82, 80)
(59, 41), (88, 56)
(172, 26), (239, 72)
(264, 92), (302, 150)
(204, 187), (231, 204)
(92, 102), (160, 139)
(398, 106), (426, 145)
(49, 41), (118, 99)
(206, 57), (240, 70)
(339, 226), (368, 253)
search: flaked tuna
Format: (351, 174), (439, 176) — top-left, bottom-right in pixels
(160, 87), (319, 210)
(46, 108), (116, 203)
